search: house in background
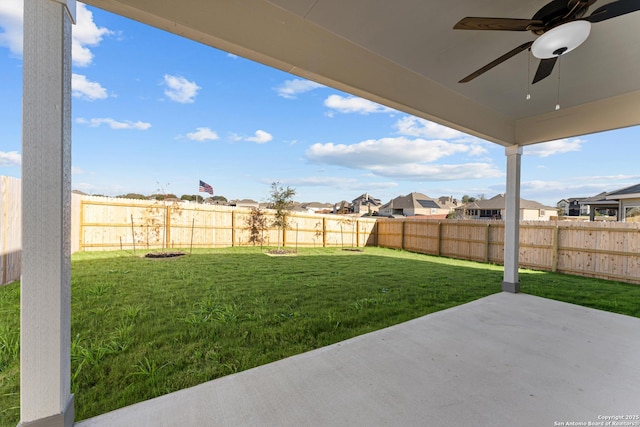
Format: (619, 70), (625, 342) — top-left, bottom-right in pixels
(437, 196), (460, 212)
(557, 198), (590, 217)
(351, 193), (382, 215)
(301, 202), (334, 214)
(333, 200), (352, 215)
(378, 192), (453, 218)
(606, 184), (640, 222)
(580, 191), (620, 221)
(582, 184), (640, 222)
(229, 199), (260, 209)
(456, 194), (555, 220)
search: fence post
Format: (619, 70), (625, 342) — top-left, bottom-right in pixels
(322, 217), (327, 247)
(436, 222), (442, 256)
(231, 210), (236, 247)
(401, 219), (406, 250)
(79, 199), (85, 252)
(484, 223), (490, 263)
(131, 214), (136, 255)
(356, 220), (360, 247)
(552, 224), (559, 272)
(165, 205), (172, 249)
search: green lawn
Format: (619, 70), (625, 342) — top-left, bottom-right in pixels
(1, 246), (639, 425)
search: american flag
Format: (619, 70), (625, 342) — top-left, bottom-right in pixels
(199, 180), (214, 195)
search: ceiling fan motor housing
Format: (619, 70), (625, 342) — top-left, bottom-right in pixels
(530, 0), (594, 35)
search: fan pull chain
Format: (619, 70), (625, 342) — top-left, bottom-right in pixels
(555, 55), (562, 110)
(526, 49), (531, 100)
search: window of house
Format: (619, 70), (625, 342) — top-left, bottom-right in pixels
(625, 206), (640, 223)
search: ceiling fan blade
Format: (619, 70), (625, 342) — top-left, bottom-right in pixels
(454, 17), (544, 31)
(585, 0), (640, 23)
(532, 57), (558, 84)
(459, 41), (533, 83)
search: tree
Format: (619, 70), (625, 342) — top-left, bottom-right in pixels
(268, 182), (296, 250)
(245, 207), (268, 246)
(150, 193), (177, 201)
(116, 193), (147, 200)
(462, 195), (477, 204)
(180, 194), (203, 202)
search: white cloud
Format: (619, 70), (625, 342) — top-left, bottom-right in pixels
(369, 163), (504, 181)
(306, 137), (481, 167)
(228, 133), (243, 142)
(72, 4), (113, 67)
(305, 137), (501, 181)
(0, 150), (21, 166)
(72, 166), (87, 175)
(0, 0), (22, 56)
(275, 79), (324, 99)
(72, 73), (108, 100)
(524, 138), (585, 157)
(283, 176), (399, 190)
(522, 175), (640, 195)
(0, 2), (112, 66)
(163, 74), (201, 104)
(395, 116), (465, 140)
(186, 127), (219, 142)
(278, 176), (356, 187)
(76, 117), (151, 130)
(324, 94), (394, 115)
(246, 130), (272, 144)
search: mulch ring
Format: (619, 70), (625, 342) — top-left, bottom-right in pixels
(265, 249), (297, 256)
(144, 251), (186, 259)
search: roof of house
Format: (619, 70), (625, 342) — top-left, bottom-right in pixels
(352, 193), (381, 206)
(387, 192), (441, 210)
(437, 196), (459, 209)
(558, 197), (589, 204)
(580, 191), (620, 206)
(458, 194), (554, 210)
(606, 183), (640, 198)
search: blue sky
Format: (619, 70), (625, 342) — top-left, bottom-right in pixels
(1, 2), (639, 206)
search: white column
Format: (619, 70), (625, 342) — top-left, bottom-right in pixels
(503, 145), (522, 293)
(21, 0), (75, 426)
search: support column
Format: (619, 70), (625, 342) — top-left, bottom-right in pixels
(20, 1), (76, 426)
(503, 145), (522, 293)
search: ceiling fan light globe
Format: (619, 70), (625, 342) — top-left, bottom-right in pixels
(531, 20), (591, 59)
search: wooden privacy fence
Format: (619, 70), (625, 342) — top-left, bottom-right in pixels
(3, 186), (640, 286)
(77, 196), (377, 252)
(376, 218), (640, 284)
(1, 176), (21, 285)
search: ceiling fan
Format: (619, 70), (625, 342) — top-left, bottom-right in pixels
(454, 0), (640, 84)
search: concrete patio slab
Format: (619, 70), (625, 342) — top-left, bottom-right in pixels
(76, 292), (640, 427)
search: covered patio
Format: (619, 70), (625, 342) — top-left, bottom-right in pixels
(20, 1), (640, 425)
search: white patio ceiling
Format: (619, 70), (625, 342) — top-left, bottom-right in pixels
(84, 0), (640, 147)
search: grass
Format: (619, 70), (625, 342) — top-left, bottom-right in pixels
(1, 246), (640, 425)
